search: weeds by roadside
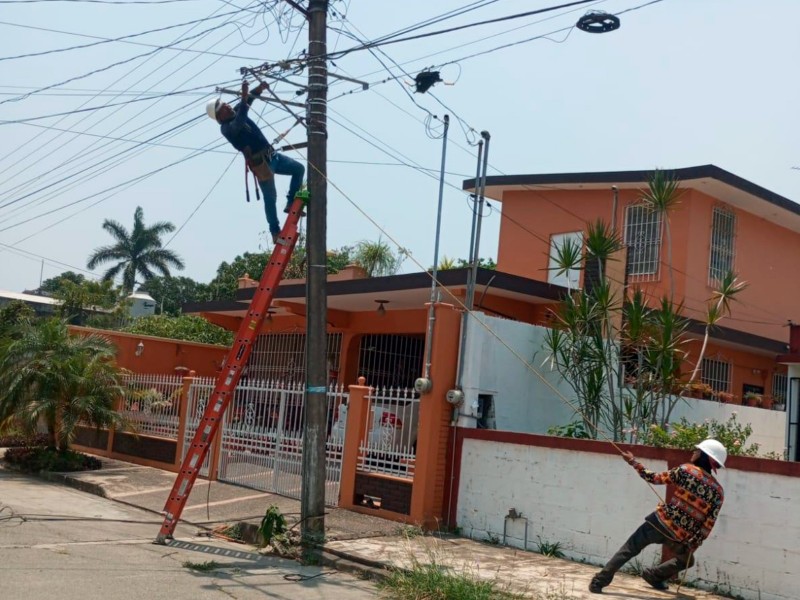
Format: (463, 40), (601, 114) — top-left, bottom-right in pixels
(378, 559), (524, 600)
(534, 537), (565, 559)
(182, 560), (220, 572)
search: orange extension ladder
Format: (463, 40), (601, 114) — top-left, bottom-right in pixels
(155, 191), (308, 544)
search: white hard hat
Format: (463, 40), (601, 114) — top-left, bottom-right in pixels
(695, 439), (727, 468)
(206, 99), (221, 121)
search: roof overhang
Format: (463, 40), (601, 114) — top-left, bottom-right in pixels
(183, 267), (566, 318)
(463, 164), (800, 234)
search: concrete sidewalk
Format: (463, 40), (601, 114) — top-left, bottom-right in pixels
(4, 454), (730, 600)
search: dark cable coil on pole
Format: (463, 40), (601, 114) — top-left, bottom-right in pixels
(576, 10), (620, 34)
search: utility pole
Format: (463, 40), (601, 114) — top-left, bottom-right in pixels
(302, 0), (328, 556)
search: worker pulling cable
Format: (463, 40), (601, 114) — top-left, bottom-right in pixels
(589, 439), (726, 594)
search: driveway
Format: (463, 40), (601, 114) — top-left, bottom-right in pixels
(0, 469), (380, 599)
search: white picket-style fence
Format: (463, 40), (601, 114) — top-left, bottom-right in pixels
(357, 386), (420, 479)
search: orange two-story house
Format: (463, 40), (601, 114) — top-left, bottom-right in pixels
(468, 164), (797, 406)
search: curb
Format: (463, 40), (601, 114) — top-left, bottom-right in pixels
(320, 548), (392, 582)
(1, 462), (108, 498)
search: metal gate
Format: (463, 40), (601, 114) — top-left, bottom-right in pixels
(209, 378), (347, 506)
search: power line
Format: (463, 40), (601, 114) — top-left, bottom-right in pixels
(0, 139), (226, 235)
(0, 12), (264, 63)
(326, 0), (600, 60)
(0, 240), (99, 278)
(0, 0), (201, 3)
(0, 11), (259, 106)
(0, 3), (267, 210)
(0, 84), (227, 124)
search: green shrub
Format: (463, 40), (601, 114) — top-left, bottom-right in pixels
(639, 413), (759, 457)
(0, 432), (49, 448)
(4, 447), (102, 472)
(547, 420), (591, 439)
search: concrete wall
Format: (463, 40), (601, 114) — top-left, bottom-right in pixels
(69, 326), (228, 377)
(453, 431), (800, 600)
(670, 399), (787, 456)
(458, 313), (574, 433)
(459, 314), (787, 454)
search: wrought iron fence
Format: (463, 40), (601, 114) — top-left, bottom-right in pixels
(121, 373), (183, 440)
(357, 386), (420, 479)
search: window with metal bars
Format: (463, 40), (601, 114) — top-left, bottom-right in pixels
(772, 372), (788, 404)
(624, 204), (662, 277)
(709, 207), (736, 283)
(246, 332), (342, 383)
(701, 357), (731, 393)
(358, 334), (425, 390)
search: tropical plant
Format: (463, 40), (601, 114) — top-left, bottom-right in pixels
(435, 256), (458, 271)
(207, 240), (354, 300)
(353, 238), (406, 277)
(122, 314), (233, 346)
(87, 206), (185, 294)
(454, 257), (497, 270)
(688, 271), (747, 382)
(139, 276), (211, 316)
(0, 318), (129, 450)
(258, 504), (287, 546)
(545, 218), (689, 442)
(51, 278), (120, 327)
(38, 271), (87, 295)
(0, 300), (35, 341)
(640, 170), (683, 298)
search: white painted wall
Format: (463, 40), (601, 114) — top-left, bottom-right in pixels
(457, 438), (800, 600)
(459, 313), (788, 454)
(670, 399), (787, 456)
(458, 313), (575, 432)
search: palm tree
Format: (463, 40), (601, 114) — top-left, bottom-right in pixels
(688, 271), (747, 383)
(353, 238), (406, 277)
(87, 206), (185, 294)
(0, 319), (129, 450)
(641, 170), (683, 299)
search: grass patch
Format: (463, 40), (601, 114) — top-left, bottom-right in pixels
(182, 560), (220, 572)
(379, 561), (524, 600)
(3, 446), (101, 472)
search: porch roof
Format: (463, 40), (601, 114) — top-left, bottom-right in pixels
(183, 267), (564, 317)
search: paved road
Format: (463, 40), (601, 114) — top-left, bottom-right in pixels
(0, 470), (380, 599)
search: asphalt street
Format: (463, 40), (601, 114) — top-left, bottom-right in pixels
(0, 469), (380, 599)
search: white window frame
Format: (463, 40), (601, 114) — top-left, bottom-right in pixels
(701, 357), (731, 393)
(709, 206), (736, 284)
(548, 231), (583, 290)
(624, 204), (662, 279)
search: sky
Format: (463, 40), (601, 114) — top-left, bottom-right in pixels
(0, 0), (798, 294)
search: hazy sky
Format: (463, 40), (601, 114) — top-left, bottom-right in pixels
(1, 0), (798, 293)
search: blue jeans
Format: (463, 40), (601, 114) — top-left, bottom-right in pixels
(257, 152), (305, 235)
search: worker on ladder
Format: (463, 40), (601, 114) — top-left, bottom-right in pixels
(206, 79), (305, 244)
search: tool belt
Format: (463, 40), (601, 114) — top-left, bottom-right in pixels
(246, 147), (275, 181)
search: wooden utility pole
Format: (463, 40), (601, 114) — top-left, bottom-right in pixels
(302, 0), (328, 555)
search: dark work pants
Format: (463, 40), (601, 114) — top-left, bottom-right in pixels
(592, 517), (695, 587)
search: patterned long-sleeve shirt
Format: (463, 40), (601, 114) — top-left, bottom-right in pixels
(628, 458), (724, 550)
